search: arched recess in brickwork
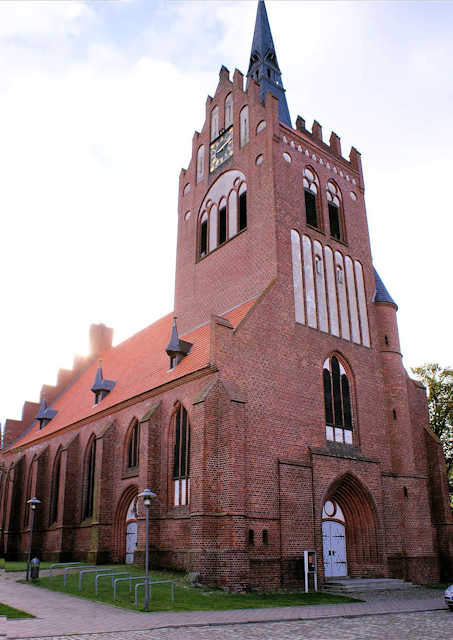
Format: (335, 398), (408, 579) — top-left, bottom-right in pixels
(323, 473), (380, 576)
(113, 484), (138, 563)
(49, 447), (62, 525)
(23, 455), (36, 528)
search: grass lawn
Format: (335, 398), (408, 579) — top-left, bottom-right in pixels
(4, 560), (55, 572)
(28, 564), (361, 612)
(0, 603), (34, 618)
(425, 583), (451, 590)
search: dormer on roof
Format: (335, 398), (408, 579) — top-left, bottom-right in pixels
(246, 0), (291, 127)
(35, 397), (57, 430)
(91, 361), (116, 405)
(165, 317), (192, 370)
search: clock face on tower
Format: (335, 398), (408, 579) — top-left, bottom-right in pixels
(210, 126), (233, 172)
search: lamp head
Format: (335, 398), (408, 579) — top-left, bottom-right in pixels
(138, 488), (156, 508)
(27, 497), (41, 510)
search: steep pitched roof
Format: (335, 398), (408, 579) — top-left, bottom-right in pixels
(9, 298), (258, 451)
(373, 268), (398, 309)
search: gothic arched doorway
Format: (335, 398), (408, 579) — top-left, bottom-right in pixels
(322, 474), (380, 579)
(113, 485), (138, 563)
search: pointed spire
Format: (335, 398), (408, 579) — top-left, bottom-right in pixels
(165, 316), (192, 368)
(246, 0), (291, 127)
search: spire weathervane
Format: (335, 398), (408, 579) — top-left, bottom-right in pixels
(246, 0), (291, 128)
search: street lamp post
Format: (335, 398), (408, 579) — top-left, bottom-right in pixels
(25, 497), (41, 581)
(138, 489), (156, 611)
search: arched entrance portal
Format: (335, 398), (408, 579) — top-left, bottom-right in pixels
(322, 474), (380, 579)
(113, 485), (138, 563)
(125, 499), (138, 564)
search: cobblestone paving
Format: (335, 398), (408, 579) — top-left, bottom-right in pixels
(15, 610), (453, 640)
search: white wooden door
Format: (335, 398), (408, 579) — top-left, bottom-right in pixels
(125, 521), (137, 564)
(322, 520), (347, 577)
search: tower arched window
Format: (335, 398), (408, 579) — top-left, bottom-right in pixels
(303, 167), (320, 229)
(199, 211), (208, 258)
(197, 171), (247, 260)
(323, 356), (353, 445)
(211, 106), (219, 141)
(127, 419), (139, 470)
(240, 106), (249, 148)
(172, 405), (191, 506)
(83, 437), (96, 519)
(225, 94), (233, 129)
(197, 145), (205, 184)
(50, 448), (62, 525)
(239, 183), (247, 231)
(326, 181), (344, 241)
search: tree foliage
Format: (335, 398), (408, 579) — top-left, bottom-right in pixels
(412, 363), (453, 496)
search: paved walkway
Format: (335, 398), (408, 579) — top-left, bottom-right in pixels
(0, 571), (447, 639)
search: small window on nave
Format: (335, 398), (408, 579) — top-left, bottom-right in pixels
(323, 356), (353, 445)
(127, 419), (139, 469)
(173, 405), (191, 507)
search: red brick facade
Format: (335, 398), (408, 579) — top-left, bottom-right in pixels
(1, 8), (452, 590)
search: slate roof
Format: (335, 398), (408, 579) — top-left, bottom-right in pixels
(373, 268), (398, 309)
(9, 298), (258, 451)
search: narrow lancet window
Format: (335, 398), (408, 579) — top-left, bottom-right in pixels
(239, 184), (247, 231)
(326, 181), (344, 241)
(211, 106), (219, 141)
(225, 94), (233, 128)
(173, 406), (191, 506)
(84, 438), (96, 519)
(197, 145), (205, 183)
(127, 420), (139, 469)
(240, 106), (249, 147)
(303, 168), (320, 228)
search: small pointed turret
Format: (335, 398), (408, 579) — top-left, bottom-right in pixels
(165, 317), (192, 369)
(35, 396), (57, 429)
(246, 0), (291, 127)
(91, 360), (115, 404)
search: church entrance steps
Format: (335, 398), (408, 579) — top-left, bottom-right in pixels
(322, 578), (419, 593)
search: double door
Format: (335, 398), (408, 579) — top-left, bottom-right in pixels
(322, 520), (347, 577)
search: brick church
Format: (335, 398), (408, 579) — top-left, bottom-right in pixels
(1, 1), (452, 589)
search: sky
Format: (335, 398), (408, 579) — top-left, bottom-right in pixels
(1, 0), (452, 428)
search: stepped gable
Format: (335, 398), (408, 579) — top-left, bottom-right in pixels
(8, 297), (258, 451)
